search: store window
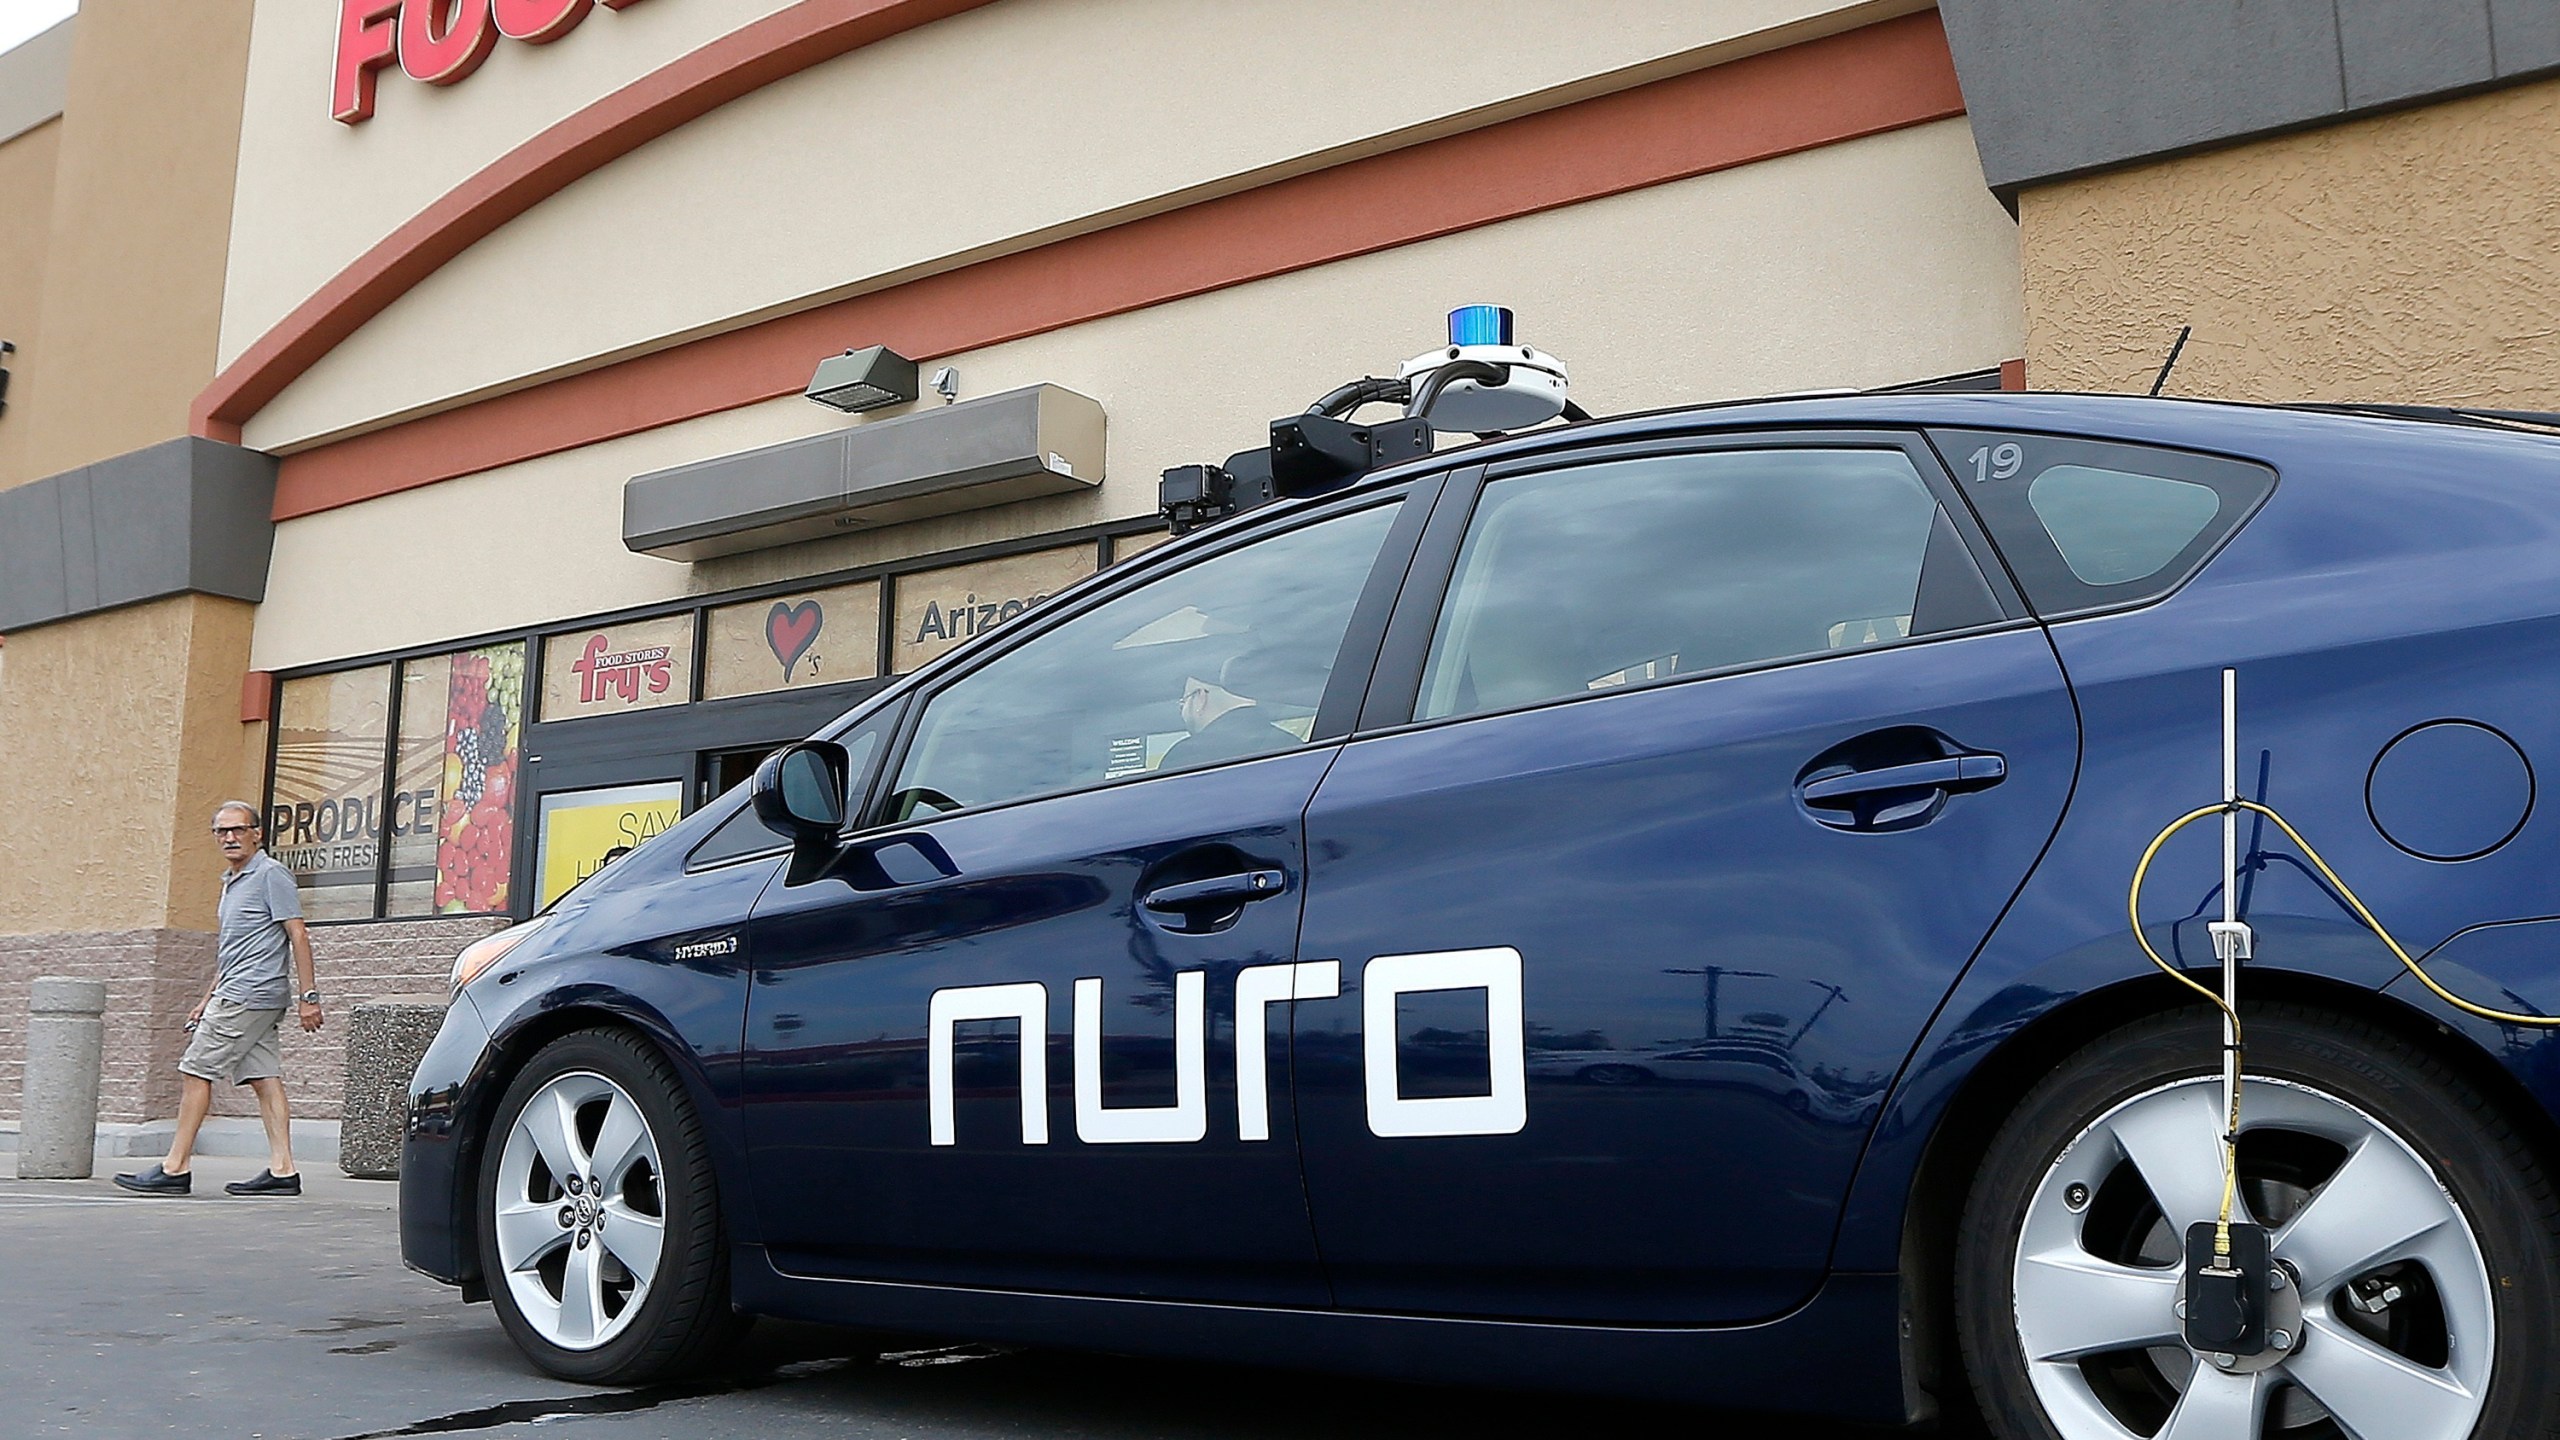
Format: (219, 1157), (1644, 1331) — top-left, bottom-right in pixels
(268, 666), (393, 921)
(412, 643), (527, 915)
(703, 580), (879, 700)
(891, 544), (1096, 672)
(266, 643), (526, 922)
(542, 613), (695, 720)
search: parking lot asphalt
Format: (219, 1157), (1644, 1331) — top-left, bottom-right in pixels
(0, 1156), (1939, 1440)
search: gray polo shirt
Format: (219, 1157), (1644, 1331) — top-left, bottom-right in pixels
(215, 850), (303, 1008)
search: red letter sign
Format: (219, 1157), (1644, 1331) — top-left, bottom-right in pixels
(399, 0), (499, 85)
(331, 0), (403, 123)
(493, 0), (592, 43)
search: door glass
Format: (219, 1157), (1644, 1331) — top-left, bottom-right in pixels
(1417, 450), (1949, 721)
(533, 781), (685, 908)
(885, 502), (1401, 819)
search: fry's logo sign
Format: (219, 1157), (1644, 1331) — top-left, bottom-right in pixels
(334, 0), (651, 125)
(568, 634), (675, 705)
(927, 948), (1529, 1146)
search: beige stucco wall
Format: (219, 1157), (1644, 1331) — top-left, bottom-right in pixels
(6, 0), (255, 480)
(248, 117), (2021, 671)
(0, 594), (257, 935)
(232, 0), (1924, 451)
(0, 116), (62, 490)
(2020, 74), (2560, 405)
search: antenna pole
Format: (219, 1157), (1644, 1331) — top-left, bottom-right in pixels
(2221, 669), (2241, 1173)
(2150, 325), (2194, 397)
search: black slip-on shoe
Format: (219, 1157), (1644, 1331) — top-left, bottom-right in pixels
(224, 1169), (302, 1197)
(112, 1164), (191, 1195)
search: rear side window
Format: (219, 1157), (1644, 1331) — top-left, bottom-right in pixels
(1932, 430), (2275, 615)
(1415, 447), (2006, 721)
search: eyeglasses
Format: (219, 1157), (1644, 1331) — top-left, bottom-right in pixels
(211, 824), (257, 838)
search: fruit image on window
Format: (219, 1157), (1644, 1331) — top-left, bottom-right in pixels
(435, 643), (525, 913)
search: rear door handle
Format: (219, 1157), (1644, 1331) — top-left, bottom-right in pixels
(1141, 869), (1289, 913)
(1798, 754), (2006, 804)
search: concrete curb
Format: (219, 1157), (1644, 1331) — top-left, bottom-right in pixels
(0, 1117), (340, 1169)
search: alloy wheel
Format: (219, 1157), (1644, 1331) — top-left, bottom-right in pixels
(491, 1069), (668, 1352)
(2013, 1075), (2493, 1440)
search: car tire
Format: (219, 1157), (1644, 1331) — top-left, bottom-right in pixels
(477, 1028), (747, 1384)
(1955, 1003), (2560, 1440)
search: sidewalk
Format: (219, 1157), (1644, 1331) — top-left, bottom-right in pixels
(1, 1116), (343, 1170)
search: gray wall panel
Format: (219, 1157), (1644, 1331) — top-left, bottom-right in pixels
(2492, 0), (2560, 74)
(56, 468), (97, 615)
(188, 438), (282, 603)
(2339, 0), (2496, 107)
(1943, 0), (2560, 192)
(0, 481), (69, 632)
(0, 439), (275, 634)
(1942, 0), (2341, 192)
(89, 444), (187, 610)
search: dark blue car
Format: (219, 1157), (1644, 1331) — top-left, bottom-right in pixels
(402, 393), (2560, 1440)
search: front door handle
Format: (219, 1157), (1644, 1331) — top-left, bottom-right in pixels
(1798, 754), (2006, 805)
(1141, 869), (1289, 914)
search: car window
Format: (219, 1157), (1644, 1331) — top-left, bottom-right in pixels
(882, 501), (1401, 820)
(1416, 448), (1995, 721)
(2027, 465), (2222, 584)
(687, 719), (887, 868)
(1931, 429), (2276, 615)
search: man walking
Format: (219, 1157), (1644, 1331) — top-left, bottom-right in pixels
(115, 801), (324, 1196)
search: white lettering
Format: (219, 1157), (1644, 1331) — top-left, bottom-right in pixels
(1362, 948), (1528, 1139)
(927, 982), (1049, 1146)
(1073, 972), (1206, 1144)
(1234, 961), (1338, 1142)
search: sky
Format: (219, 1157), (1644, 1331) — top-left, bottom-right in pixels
(0, 0), (76, 60)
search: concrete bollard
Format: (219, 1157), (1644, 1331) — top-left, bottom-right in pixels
(341, 995), (451, 1179)
(18, 977), (108, 1179)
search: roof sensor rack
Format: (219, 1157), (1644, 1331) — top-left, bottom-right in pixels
(1160, 306), (1588, 535)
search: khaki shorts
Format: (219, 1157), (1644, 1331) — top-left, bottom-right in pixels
(179, 998), (285, 1086)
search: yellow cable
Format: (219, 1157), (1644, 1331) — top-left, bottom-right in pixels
(2127, 804), (2249, 1252)
(2129, 796), (2560, 1256)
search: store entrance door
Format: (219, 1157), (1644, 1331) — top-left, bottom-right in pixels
(519, 749), (694, 912)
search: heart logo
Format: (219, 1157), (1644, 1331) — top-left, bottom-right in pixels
(766, 600), (823, 682)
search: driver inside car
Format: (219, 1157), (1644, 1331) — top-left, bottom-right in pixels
(1158, 648), (1315, 772)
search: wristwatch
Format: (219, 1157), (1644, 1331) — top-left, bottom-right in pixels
(299, 990), (322, 1006)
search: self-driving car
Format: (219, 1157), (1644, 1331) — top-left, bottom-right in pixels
(403, 389), (2560, 1440)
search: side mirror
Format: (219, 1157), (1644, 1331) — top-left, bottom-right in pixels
(752, 741), (849, 843)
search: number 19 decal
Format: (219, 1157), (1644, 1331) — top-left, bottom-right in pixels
(926, 947), (1528, 1147)
(1968, 442), (2025, 482)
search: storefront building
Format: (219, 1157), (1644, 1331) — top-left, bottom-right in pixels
(7, 0), (2027, 1130)
(29, 0), (2551, 1139)
(0, 1), (269, 1136)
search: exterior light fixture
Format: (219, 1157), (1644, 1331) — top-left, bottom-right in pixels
(805, 345), (920, 413)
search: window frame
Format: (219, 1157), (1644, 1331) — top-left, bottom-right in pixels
(681, 697), (908, 873)
(1924, 427), (2279, 620)
(856, 475), (1449, 834)
(1356, 429), (2030, 735)
(260, 517), (1168, 924)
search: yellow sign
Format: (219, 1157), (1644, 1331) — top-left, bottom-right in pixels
(534, 782), (683, 909)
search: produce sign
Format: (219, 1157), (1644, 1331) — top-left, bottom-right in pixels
(433, 645), (525, 913)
